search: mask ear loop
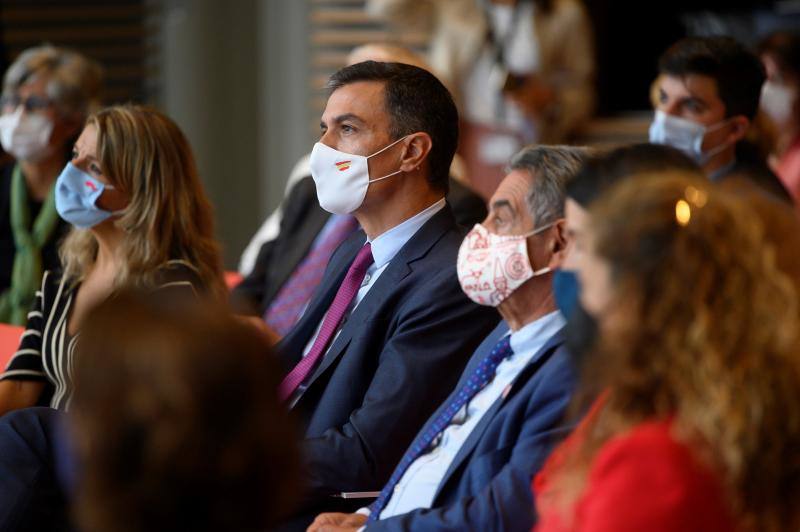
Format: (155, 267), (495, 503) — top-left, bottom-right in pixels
(523, 220), (560, 277)
(365, 134), (410, 183)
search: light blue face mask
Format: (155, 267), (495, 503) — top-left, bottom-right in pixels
(648, 110), (732, 166)
(55, 162), (119, 229)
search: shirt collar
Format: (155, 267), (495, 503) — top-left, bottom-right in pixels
(709, 157), (737, 182)
(507, 310), (565, 359)
(367, 198), (446, 269)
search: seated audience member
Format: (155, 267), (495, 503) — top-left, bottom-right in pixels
(234, 43), (486, 331)
(66, 291), (299, 532)
(308, 145), (587, 532)
(272, 61), (498, 528)
(554, 143), (703, 356)
(534, 174), (800, 531)
(759, 31), (800, 202)
(0, 105), (225, 416)
(0, 45), (103, 324)
(649, 36), (792, 201)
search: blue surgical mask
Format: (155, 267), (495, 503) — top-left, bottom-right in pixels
(552, 268), (599, 366)
(648, 110), (732, 166)
(553, 269), (580, 319)
(55, 162), (118, 229)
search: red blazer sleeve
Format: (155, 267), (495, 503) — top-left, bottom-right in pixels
(536, 421), (735, 532)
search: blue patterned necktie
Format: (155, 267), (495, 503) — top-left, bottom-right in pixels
(369, 335), (514, 520)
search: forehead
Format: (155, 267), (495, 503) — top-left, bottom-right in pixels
(565, 198), (589, 228)
(659, 73), (722, 105)
(322, 80), (387, 123)
(75, 123), (98, 153)
(14, 73), (49, 97)
(491, 169), (533, 209)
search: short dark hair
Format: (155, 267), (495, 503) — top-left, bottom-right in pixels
(659, 36), (766, 120)
(566, 143), (703, 207)
(327, 61), (459, 193)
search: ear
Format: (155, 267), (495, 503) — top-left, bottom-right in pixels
(726, 115), (750, 145)
(546, 219), (568, 270)
(398, 132), (432, 173)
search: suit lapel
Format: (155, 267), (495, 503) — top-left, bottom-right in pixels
(294, 207), (458, 399)
(433, 331), (565, 499)
(276, 232), (364, 370)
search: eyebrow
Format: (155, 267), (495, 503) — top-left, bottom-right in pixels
(320, 113), (365, 130)
(73, 145), (98, 163)
(660, 87), (709, 110)
(491, 199), (515, 214)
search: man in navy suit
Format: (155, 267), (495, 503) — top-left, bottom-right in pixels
(308, 144), (588, 532)
(276, 61), (499, 525)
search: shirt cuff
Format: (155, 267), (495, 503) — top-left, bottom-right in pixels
(356, 506), (371, 530)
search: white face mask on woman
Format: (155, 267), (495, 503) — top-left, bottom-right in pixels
(309, 136), (408, 214)
(648, 110), (732, 166)
(0, 107), (54, 162)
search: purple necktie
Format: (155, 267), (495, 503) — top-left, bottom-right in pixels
(264, 215), (359, 336)
(369, 335), (513, 519)
(278, 242), (374, 402)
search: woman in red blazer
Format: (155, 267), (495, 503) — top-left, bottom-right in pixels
(534, 174), (800, 531)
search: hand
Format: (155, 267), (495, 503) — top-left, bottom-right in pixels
(236, 315), (281, 346)
(505, 75), (556, 117)
(307, 512), (368, 532)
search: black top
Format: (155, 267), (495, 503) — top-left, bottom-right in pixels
(0, 260), (204, 410)
(0, 162), (71, 292)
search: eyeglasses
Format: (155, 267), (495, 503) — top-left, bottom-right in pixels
(0, 94), (52, 113)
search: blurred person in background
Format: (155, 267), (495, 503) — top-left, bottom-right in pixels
(233, 43), (486, 338)
(649, 36), (792, 202)
(759, 31), (800, 202)
(0, 45), (102, 325)
(67, 291), (300, 532)
(534, 174), (800, 531)
(0, 105), (225, 417)
(367, 0), (595, 199)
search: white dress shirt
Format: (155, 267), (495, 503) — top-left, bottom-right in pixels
(288, 198), (447, 406)
(377, 310), (565, 519)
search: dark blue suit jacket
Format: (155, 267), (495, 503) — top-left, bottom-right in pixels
(277, 206), (500, 504)
(368, 321), (576, 532)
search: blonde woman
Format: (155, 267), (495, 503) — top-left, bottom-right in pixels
(533, 175), (800, 531)
(0, 105), (225, 415)
(0, 45), (103, 324)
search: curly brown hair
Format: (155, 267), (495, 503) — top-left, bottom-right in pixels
(70, 291), (300, 532)
(550, 173), (800, 530)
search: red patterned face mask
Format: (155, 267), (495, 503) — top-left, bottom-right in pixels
(457, 223), (553, 307)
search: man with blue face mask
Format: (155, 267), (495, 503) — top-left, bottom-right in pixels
(273, 61), (499, 529)
(649, 36), (791, 203)
(307, 145), (587, 532)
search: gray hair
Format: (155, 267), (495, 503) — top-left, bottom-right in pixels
(3, 45), (103, 119)
(508, 145), (591, 226)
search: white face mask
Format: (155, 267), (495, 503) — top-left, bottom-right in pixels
(0, 107), (54, 162)
(309, 136), (408, 214)
(761, 81), (796, 127)
(457, 222), (554, 307)
(648, 110), (732, 166)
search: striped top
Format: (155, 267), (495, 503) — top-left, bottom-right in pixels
(0, 260), (203, 410)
